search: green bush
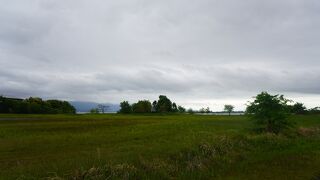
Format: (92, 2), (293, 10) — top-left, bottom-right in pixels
(246, 92), (292, 134)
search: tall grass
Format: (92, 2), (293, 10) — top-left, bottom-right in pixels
(0, 114), (319, 179)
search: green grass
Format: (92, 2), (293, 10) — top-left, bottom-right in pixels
(0, 114), (319, 179)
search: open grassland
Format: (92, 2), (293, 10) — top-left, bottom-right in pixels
(0, 114), (319, 179)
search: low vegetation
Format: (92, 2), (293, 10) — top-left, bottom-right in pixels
(0, 114), (319, 179)
(1, 92), (319, 179)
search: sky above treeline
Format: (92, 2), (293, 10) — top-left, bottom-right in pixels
(1, 0), (320, 111)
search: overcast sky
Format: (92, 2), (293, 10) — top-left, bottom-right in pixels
(1, 0), (320, 110)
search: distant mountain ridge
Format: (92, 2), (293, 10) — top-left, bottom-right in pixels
(70, 101), (120, 113)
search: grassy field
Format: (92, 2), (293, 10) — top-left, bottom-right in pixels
(0, 114), (319, 179)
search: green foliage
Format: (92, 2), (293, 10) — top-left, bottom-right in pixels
(224, 105), (234, 115)
(120, 95), (185, 114)
(199, 107), (210, 113)
(246, 92), (292, 134)
(46, 100), (76, 114)
(90, 108), (100, 114)
(0, 96), (75, 114)
(152, 100), (157, 112)
(97, 104), (108, 113)
(172, 103), (178, 112)
(187, 108), (194, 114)
(290, 102), (307, 114)
(178, 106), (186, 113)
(308, 107), (320, 114)
(119, 101), (132, 114)
(155, 95), (172, 113)
(289, 103), (320, 115)
(132, 100), (152, 113)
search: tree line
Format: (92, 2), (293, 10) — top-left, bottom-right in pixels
(0, 96), (76, 114)
(287, 102), (320, 115)
(119, 95), (186, 113)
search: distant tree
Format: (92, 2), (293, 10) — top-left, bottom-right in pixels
(132, 100), (152, 113)
(98, 104), (109, 114)
(246, 92), (292, 134)
(17, 101), (29, 114)
(46, 100), (76, 114)
(119, 96), (182, 114)
(224, 105), (234, 116)
(199, 107), (206, 113)
(198, 107), (210, 113)
(62, 101), (76, 114)
(25, 97), (46, 114)
(290, 102), (307, 114)
(119, 101), (132, 114)
(308, 107), (320, 114)
(187, 108), (194, 114)
(0, 96), (5, 113)
(155, 95), (172, 113)
(172, 102), (178, 112)
(152, 100), (157, 112)
(90, 108), (100, 114)
(178, 106), (186, 113)
(47, 100), (61, 114)
(0, 96), (75, 114)
(0, 96), (24, 113)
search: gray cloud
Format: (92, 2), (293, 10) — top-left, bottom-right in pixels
(0, 0), (320, 110)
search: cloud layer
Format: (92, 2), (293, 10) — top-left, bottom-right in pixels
(1, 0), (320, 110)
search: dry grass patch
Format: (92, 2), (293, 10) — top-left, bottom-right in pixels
(297, 127), (320, 137)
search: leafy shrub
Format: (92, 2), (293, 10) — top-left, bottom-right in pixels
(246, 92), (292, 134)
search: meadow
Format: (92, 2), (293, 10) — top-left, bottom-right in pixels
(0, 114), (319, 179)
